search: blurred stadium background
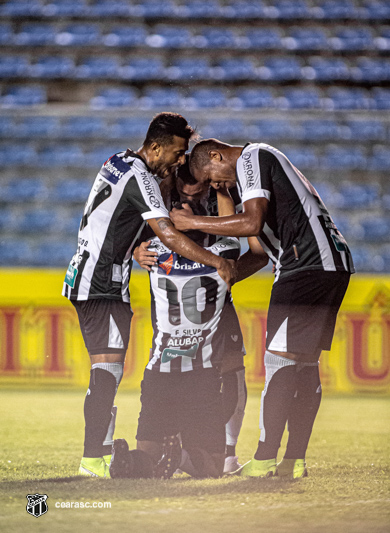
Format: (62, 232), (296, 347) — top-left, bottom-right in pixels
(0, 0), (389, 392)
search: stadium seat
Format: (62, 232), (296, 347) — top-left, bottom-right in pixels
(0, 240), (33, 266)
(43, 0), (88, 17)
(61, 117), (107, 139)
(304, 57), (350, 81)
(234, 88), (275, 108)
(252, 119), (295, 140)
(51, 179), (92, 204)
(345, 120), (386, 141)
(13, 117), (60, 138)
(55, 24), (101, 46)
(280, 88), (322, 109)
(273, 0), (310, 19)
(84, 145), (123, 168)
(329, 28), (375, 51)
(283, 147), (318, 169)
(14, 24), (57, 46)
(120, 58), (165, 80)
(146, 26), (193, 48)
(32, 241), (76, 268)
(0, 24), (14, 45)
(261, 57), (303, 81)
(0, 117), (14, 138)
(2, 178), (49, 203)
(111, 118), (151, 140)
(223, 0), (266, 19)
(15, 209), (59, 234)
(0, 209), (14, 231)
(178, 1), (223, 18)
(0, 143), (38, 165)
(352, 58), (390, 83)
(321, 148), (368, 171)
(371, 88), (390, 110)
(140, 88), (184, 109)
(75, 57), (121, 79)
(367, 146), (390, 171)
(298, 119), (344, 141)
(333, 182), (380, 209)
(324, 88), (371, 110)
(348, 247), (375, 273)
(167, 58), (211, 81)
(89, 0), (132, 18)
(136, 0), (177, 18)
(0, 0), (43, 17)
(200, 28), (240, 49)
(0, 56), (31, 78)
(374, 28), (390, 51)
(30, 56), (76, 78)
(359, 217), (390, 242)
(314, 0), (358, 19)
(38, 145), (84, 166)
(214, 58), (257, 80)
(201, 119), (246, 139)
(361, 1), (390, 20)
(103, 26), (147, 47)
(90, 87), (139, 108)
(313, 182), (339, 208)
(246, 28), (283, 50)
(187, 88), (228, 108)
(283, 27), (328, 50)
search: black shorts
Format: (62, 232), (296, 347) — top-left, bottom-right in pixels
(136, 368), (226, 454)
(72, 299), (132, 356)
(266, 270), (350, 361)
(212, 300), (246, 360)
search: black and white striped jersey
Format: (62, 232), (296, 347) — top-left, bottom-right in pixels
(147, 236), (241, 373)
(236, 143), (355, 280)
(63, 150), (169, 302)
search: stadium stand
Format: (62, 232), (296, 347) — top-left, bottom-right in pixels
(0, 0), (389, 272)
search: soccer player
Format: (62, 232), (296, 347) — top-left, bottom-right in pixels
(62, 116), (235, 478)
(111, 210), (242, 479)
(134, 159), (268, 473)
(170, 139), (355, 479)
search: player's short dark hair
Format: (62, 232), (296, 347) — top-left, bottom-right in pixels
(189, 138), (226, 174)
(144, 112), (195, 148)
(176, 154), (198, 186)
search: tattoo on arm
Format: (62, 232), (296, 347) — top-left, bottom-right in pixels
(156, 218), (173, 232)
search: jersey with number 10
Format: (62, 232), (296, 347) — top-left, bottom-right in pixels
(147, 236), (241, 373)
(62, 151), (169, 303)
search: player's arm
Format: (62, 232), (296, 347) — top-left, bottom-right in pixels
(216, 187), (235, 217)
(170, 197), (268, 237)
(235, 237), (269, 283)
(133, 241), (157, 272)
(147, 217), (236, 288)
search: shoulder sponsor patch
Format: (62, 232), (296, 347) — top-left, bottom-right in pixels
(99, 154), (133, 185)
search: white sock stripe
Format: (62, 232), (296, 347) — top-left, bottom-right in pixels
(91, 362), (124, 387)
(264, 350), (297, 368)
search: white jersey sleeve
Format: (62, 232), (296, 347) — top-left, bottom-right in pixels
(236, 143), (271, 204)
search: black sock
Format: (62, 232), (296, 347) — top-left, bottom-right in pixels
(83, 368), (117, 458)
(284, 365), (322, 459)
(226, 445), (236, 457)
(254, 365), (297, 461)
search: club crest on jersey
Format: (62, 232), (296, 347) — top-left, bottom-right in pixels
(100, 155), (131, 185)
(161, 343), (198, 363)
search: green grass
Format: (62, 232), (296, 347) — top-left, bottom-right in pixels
(0, 389), (389, 533)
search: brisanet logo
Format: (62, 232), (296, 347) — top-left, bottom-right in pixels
(242, 151), (255, 188)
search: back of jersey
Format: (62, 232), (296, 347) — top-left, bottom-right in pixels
(147, 236), (240, 373)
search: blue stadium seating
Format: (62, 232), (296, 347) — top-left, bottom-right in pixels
(2, 178), (49, 203)
(141, 88), (184, 109)
(314, 182), (339, 208)
(298, 120), (344, 141)
(358, 217), (390, 242)
(0, 0), (43, 17)
(0, 56), (30, 78)
(371, 88), (390, 110)
(330, 28), (375, 51)
(324, 88), (371, 110)
(89, 0), (132, 18)
(215, 58), (257, 81)
(15, 209), (59, 234)
(0, 144), (38, 165)
(200, 28), (240, 49)
(110, 118), (151, 139)
(262, 57), (303, 81)
(120, 58), (165, 80)
(304, 57), (350, 81)
(334, 182), (380, 209)
(0, 209), (13, 231)
(273, 0), (310, 19)
(345, 120), (387, 141)
(314, 0), (358, 19)
(32, 240), (76, 267)
(55, 24), (101, 46)
(30, 56), (75, 79)
(75, 57), (121, 79)
(234, 88), (275, 108)
(84, 145), (123, 168)
(61, 117), (107, 139)
(367, 147), (390, 171)
(362, 1), (390, 20)
(283, 147), (318, 169)
(252, 119), (295, 140)
(13, 117), (60, 139)
(0, 24), (14, 45)
(352, 58), (390, 83)
(223, 0), (267, 19)
(0, 241), (33, 266)
(136, 0), (177, 19)
(51, 179), (92, 204)
(147, 26), (193, 48)
(349, 247), (375, 273)
(38, 145), (84, 166)
(321, 148), (368, 171)
(167, 58), (211, 81)
(0, 117), (14, 138)
(90, 88), (139, 108)
(374, 28), (390, 51)
(103, 26), (147, 48)
(178, 1), (223, 18)
(14, 24), (57, 46)
(188, 88), (228, 108)
(283, 28), (328, 50)
(43, 0), (88, 17)
(281, 88), (322, 109)
(201, 119), (246, 139)
(246, 29), (283, 50)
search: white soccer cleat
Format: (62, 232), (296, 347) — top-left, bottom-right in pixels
(223, 455), (242, 474)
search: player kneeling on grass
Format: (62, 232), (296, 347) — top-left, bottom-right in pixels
(110, 205), (241, 479)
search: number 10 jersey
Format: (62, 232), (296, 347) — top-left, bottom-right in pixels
(147, 236), (240, 373)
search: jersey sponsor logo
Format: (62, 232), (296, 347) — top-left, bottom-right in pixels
(157, 253), (214, 276)
(100, 155), (131, 185)
(161, 342), (198, 363)
(140, 171), (161, 209)
(159, 254), (173, 275)
(64, 263), (78, 288)
(242, 151), (255, 188)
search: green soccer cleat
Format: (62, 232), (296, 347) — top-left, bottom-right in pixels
(103, 454), (112, 466)
(276, 458), (308, 479)
(238, 458), (277, 478)
(79, 457), (110, 478)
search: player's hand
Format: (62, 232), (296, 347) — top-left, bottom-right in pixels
(133, 241), (157, 271)
(170, 203), (194, 231)
(217, 258), (237, 290)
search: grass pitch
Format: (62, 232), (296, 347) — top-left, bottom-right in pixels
(0, 389), (389, 533)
